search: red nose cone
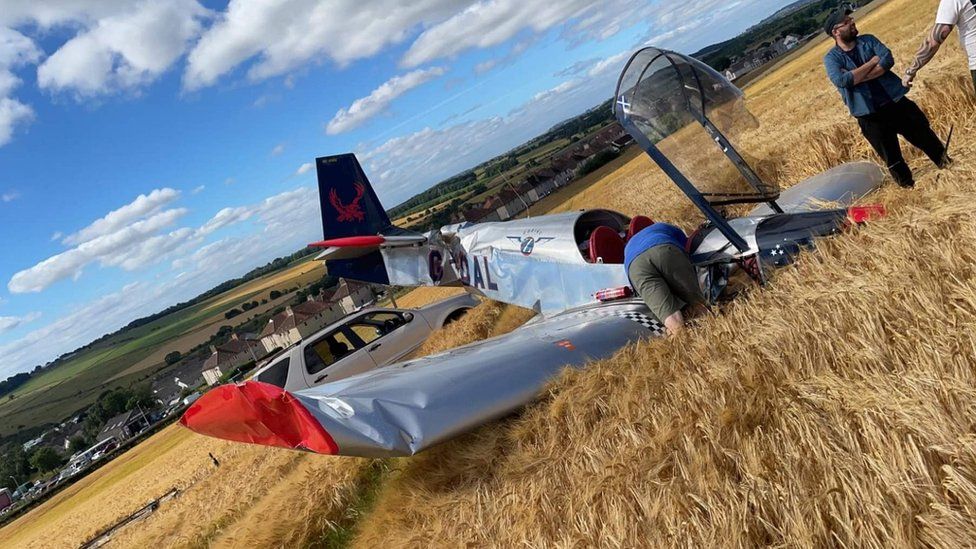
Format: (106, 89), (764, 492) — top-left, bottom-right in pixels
(180, 381), (338, 454)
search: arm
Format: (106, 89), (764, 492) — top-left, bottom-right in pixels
(862, 63), (886, 83)
(851, 56), (883, 85)
(867, 35), (896, 70)
(904, 23), (954, 86)
(825, 52), (881, 88)
(825, 53), (854, 88)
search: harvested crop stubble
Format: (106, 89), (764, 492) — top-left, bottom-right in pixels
(353, 0), (976, 545)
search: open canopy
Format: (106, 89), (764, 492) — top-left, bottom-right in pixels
(614, 47), (779, 209)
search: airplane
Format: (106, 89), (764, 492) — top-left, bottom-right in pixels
(180, 46), (887, 458)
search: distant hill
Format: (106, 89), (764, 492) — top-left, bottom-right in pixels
(690, 0), (876, 71)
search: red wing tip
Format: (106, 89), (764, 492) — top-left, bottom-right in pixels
(180, 381), (338, 455)
(309, 235), (385, 248)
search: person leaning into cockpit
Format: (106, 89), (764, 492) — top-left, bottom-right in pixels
(624, 222), (708, 336)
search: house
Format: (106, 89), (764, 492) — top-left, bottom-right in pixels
(202, 366), (223, 386)
(259, 299), (347, 353)
(325, 278), (375, 312)
(97, 408), (150, 443)
(611, 134), (634, 152)
(202, 333), (264, 375)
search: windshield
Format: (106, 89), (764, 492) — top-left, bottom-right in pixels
(614, 47), (778, 206)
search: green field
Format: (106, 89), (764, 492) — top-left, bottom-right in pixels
(0, 262), (325, 438)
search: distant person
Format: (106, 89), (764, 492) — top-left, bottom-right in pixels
(902, 0), (976, 92)
(823, 8), (949, 188)
(624, 222), (707, 336)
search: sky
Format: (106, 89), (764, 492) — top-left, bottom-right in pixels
(0, 0), (798, 381)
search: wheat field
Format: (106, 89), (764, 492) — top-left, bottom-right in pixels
(351, 0), (976, 546)
(3, 0), (976, 545)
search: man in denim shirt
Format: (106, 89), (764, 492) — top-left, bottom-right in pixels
(823, 8), (948, 187)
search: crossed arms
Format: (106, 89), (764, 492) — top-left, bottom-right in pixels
(904, 23), (955, 86)
(825, 36), (894, 89)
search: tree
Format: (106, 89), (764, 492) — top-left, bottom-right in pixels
(126, 384), (155, 411)
(164, 351), (182, 365)
(269, 290), (282, 300)
(30, 447), (64, 473)
(224, 308), (242, 319)
(68, 435), (89, 454)
(0, 446), (31, 490)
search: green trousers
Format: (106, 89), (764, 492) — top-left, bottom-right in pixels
(627, 244), (704, 323)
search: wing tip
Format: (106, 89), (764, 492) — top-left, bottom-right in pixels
(180, 381), (338, 455)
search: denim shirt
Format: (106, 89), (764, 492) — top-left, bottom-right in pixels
(824, 34), (908, 117)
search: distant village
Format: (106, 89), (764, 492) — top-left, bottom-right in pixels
(0, 277), (378, 518)
(723, 33), (804, 82)
(455, 124), (632, 225)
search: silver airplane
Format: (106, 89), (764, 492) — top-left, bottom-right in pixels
(181, 47), (886, 458)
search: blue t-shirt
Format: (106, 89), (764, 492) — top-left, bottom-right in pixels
(623, 222), (688, 277)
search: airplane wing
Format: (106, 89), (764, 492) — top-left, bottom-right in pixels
(181, 300), (663, 458)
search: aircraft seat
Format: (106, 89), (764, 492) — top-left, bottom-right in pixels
(626, 215), (654, 241)
(588, 226), (625, 264)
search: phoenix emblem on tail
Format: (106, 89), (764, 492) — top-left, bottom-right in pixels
(329, 182), (366, 222)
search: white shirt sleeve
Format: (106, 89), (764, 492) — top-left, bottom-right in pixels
(936, 0), (961, 25)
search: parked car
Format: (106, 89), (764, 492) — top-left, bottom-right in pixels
(249, 293), (478, 391)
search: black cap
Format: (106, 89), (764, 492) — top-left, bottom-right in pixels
(823, 8), (852, 36)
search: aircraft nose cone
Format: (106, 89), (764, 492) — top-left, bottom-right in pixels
(180, 381), (338, 454)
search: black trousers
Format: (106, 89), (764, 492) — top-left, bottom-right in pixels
(856, 98), (946, 187)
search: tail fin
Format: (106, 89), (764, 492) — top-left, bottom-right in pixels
(316, 154), (392, 239)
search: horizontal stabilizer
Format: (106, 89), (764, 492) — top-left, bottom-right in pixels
(310, 234), (429, 261)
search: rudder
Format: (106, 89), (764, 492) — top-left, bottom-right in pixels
(316, 154), (391, 239)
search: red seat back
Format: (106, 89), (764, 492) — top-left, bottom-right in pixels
(588, 226), (625, 264)
(626, 215), (654, 241)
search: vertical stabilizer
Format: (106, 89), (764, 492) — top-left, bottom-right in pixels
(316, 154), (392, 239)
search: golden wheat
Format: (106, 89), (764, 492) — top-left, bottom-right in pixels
(353, 0), (976, 546)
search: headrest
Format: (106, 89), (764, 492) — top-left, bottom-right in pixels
(626, 215), (654, 240)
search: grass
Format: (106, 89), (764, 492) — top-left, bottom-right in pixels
(6, 0), (976, 545)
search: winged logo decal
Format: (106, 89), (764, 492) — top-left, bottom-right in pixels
(329, 182), (366, 223)
(506, 235), (555, 255)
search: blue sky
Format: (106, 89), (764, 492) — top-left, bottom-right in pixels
(0, 0), (797, 380)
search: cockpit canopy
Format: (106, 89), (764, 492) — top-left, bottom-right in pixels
(613, 47), (778, 207)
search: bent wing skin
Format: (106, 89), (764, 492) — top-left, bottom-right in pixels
(181, 301), (663, 458)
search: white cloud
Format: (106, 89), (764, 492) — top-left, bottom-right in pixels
(36, 0), (210, 97)
(0, 27), (41, 147)
(361, 69), (611, 205)
(9, 208), (189, 293)
(532, 80), (578, 102)
(295, 162), (314, 176)
(50, 231), (63, 241)
(1, 190), (20, 202)
(183, 0), (464, 90)
(327, 67), (446, 135)
(191, 184), (205, 194)
(224, 177), (235, 185)
(400, 0), (644, 68)
(196, 205), (253, 236)
(0, 312), (41, 334)
(270, 143), (285, 156)
(587, 50), (630, 78)
(63, 187), (180, 245)
(0, 282), (181, 379)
